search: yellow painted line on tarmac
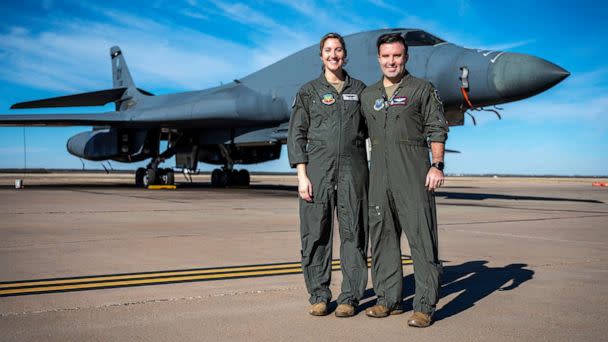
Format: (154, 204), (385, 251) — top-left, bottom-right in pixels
(0, 257), (412, 297)
(0, 263), (304, 289)
(0, 268), (305, 296)
(147, 185), (177, 190)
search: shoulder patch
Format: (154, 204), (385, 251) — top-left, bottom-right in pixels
(432, 88), (443, 105)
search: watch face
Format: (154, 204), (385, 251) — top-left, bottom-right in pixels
(433, 162), (444, 171)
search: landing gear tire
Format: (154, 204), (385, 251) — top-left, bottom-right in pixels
(210, 168), (250, 187)
(228, 169), (238, 185)
(237, 169), (250, 186)
(144, 168), (157, 187)
(165, 169), (175, 185)
(135, 168), (146, 188)
(211, 168), (226, 188)
(220, 171), (228, 187)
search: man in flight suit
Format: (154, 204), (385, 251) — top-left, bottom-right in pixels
(287, 33), (369, 317)
(361, 33), (448, 327)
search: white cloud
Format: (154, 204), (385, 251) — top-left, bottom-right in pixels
(496, 66), (608, 128)
(366, 0), (406, 15)
(204, 0), (318, 73)
(211, 1), (283, 30)
(0, 2), (343, 95)
(0, 9), (266, 93)
(504, 95), (608, 124)
(269, 0), (368, 35)
(556, 67), (608, 94)
(478, 39), (536, 52)
(397, 14), (535, 54)
(456, 0), (471, 17)
(180, 9), (209, 20)
(41, 0), (54, 11)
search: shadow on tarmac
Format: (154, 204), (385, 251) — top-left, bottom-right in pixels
(356, 261), (534, 320)
(435, 191), (603, 204)
(4, 182), (600, 204)
(1, 182), (298, 192)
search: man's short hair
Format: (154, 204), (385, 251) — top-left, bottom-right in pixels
(376, 33), (408, 54)
(319, 32), (347, 58)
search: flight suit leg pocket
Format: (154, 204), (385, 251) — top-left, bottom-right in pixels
(338, 199), (361, 242)
(368, 203), (384, 245)
(299, 200), (330, 267)
(299, 199), (332, 299)
(368, 202), (393, 300)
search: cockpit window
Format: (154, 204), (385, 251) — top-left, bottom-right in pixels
(404, 30), (445, 46)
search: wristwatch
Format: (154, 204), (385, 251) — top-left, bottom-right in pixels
(431, 161), (444, 171)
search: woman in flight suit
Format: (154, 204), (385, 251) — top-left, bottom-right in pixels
(287, 33), (369, 317)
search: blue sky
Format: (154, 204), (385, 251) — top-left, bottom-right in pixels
(0, 0), (606, 175)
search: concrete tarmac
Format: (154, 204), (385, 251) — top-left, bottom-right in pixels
(0, 173), (607, 341)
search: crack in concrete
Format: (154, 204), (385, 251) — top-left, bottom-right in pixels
(0, 207), (294, 216)
(528, 258), (603, 268)
(1, 209), (199, 215)
(0, 285), (306, 317)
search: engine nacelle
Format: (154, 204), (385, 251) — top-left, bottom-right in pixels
(67, 128), (153, 162)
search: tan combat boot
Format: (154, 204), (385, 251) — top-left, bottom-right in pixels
(364, 304), (404, 318)
(335, 304), (355, 317)
(309, 302), (328, 316)
(407, 311), (432, 327)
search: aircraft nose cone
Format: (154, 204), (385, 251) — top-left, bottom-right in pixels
(491, 52), (569, 101)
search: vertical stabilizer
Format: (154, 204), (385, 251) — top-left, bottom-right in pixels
(110, 46), (140, 111)
(110, 46), (135, 89)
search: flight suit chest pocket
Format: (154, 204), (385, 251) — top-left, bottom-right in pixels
(394, 99), (423, 133)
(341, 95), (361, 117)
(309, 98), (334, 128)
(364, 102), (382, 129)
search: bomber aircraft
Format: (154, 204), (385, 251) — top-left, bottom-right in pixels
(0, 28), (569, 187)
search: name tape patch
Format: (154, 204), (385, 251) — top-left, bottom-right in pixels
(342, 94), (359, 101)
(389, 96), (408, 106)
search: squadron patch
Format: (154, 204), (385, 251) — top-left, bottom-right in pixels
(390, 96), (408, 106)
(321, 93), (335, 105)
(432, 88), (443, 105)
(374, 98), (384, 111)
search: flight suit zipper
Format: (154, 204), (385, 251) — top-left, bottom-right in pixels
(336, 85), (344, 191)
(382, 86), (402, 191)
(381, 89), (390, 191)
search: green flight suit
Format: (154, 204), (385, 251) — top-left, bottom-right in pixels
(287, 72), (369, 306)
(361, 71), (448, 316)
